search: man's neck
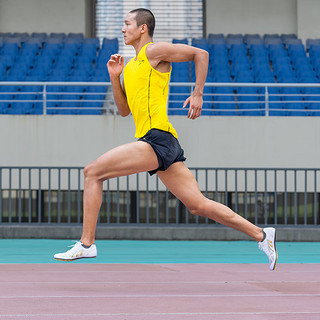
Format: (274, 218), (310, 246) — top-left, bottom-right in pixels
(133, 37), (153, 57)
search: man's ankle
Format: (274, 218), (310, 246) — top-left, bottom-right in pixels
(80, 238), (94, 247)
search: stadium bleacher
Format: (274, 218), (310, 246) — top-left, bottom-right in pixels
(0, 32), (320, 116)
(0, 32), (118, 115)
(169, 34), (320, 116)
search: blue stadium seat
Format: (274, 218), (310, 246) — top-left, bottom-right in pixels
(7, 101), (24, 115)
(249, 43), (267, 54)
(31, 32), (47, 40)
(226, 34), (243, 48)
(213, 84), (238, 116)
(0, 102), (9, 114)
(41, 43), (61, 58)
(13, 32), (29, 40)
(62, 42), (81, 55)
(49, 33), (66, 39)
(211, 43), (228, 55)
(229, 44), (247, 61)
(102, 38), (118, 53)
(279, 87), (307, 116)
(25, 37), (44, 47)
(1, 42), (19, 56)
(45, 37), (63, 45)
(302, 84), (320, 116)
(22, 78), (44, 104)
(284, 37), (301, 48)
(231, 59), (250, 78)
(3, 37), (22, 46)
(308, 44), (320, 60)
(80, 84), (107, 115)
(1, 55), (16, 69)
(262, 86), (285, 116)
(0, 62), (6, 76)
(208, 34), (225, 43)
(306, 39), (320, 51)
(20, 42), (39, 56)
(172, 38), (188, 45)
(68, 33), (84, 40)
(0, 84), (14, 114)
(192, 38), (209, 52)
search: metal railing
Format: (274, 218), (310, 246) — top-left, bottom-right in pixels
(0, 82), (115, 115)
(0, 166), (319, 226)
(169, 82), (320, 116)
(0, 82), (320, 116)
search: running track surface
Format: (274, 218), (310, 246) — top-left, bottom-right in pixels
(0, 240), (319, 320)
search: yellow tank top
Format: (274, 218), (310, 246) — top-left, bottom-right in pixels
(123, 42), (178, 139)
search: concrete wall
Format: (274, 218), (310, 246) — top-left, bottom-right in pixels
(206, 0), (320, 43)
(1, 0), (320, 43)
(0, 115), (319, 169)
(0, 0), (86, 35)
(1, 225), (319, 241)
(206, 0), (297, 37)
(297, 0), (320, 42)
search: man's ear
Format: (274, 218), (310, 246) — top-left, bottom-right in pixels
(140, 24), (147, 34)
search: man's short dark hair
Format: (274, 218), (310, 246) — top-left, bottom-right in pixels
(129, 8), (155, 37)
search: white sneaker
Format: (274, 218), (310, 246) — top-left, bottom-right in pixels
(258, 227), (278, 271)
(54, 241), (97, 261)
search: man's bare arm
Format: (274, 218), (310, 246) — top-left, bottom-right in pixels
(146, 43), (209, 120)
(107, 54), (131, 117)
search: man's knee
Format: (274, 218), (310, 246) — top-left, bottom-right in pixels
(84, 164), (93, 178)
(84, 162), (101, 181)
(188, 200), (207, 217)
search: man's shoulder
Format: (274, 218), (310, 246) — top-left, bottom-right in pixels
(146, 42), (170, 54)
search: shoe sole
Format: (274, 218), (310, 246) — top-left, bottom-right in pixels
(54, 256), (97, 262)
(272, 229), (278, 271)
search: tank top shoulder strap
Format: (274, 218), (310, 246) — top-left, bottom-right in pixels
(137, 42), (153, 60)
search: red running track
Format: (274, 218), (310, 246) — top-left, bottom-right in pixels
(0, 263), (319, 320)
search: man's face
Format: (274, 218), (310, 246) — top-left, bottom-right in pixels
(122, 13), (140, 45)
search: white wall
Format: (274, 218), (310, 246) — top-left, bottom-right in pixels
(0, 0), (86, 34)
(1, 0), (319, 42)
(0, 116), (319, 169)
(297, 0), (320, 42)
(206, 0), (297, 36)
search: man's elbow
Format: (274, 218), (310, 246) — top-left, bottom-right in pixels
(194, 48), (209, 64)
(201, 49), (209, 62)
(119, 110), (130, 117)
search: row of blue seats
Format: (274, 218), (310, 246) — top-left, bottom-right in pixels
(0, 82), (108, 115)
(1, 36), (319, 85)
(168, 82), (320, 116)
(0, 32), (84, 39)
(0, 35), (115, 115)
(172, 36), (320, 84)
(0, 39), (117, 61)
(0, 91), (107, 115)
(193, 34), (320, 49)
(0, 101), (104, 115)
(1, 33), (320, 116)
(168, 101), (320, 116)
(0, 37), (118, 51)
(0, 37), (118, 84)
(0, 35), (118, 54)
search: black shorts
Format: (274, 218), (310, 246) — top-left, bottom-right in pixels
(138, 128), (186, 175)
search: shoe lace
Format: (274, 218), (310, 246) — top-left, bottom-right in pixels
(258, 240), (267, 253)
(66, 241), (81, 253)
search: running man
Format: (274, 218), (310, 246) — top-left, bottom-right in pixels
(54, 8), (278, 270)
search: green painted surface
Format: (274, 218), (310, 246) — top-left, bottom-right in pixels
(0, 239), (319, 264)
